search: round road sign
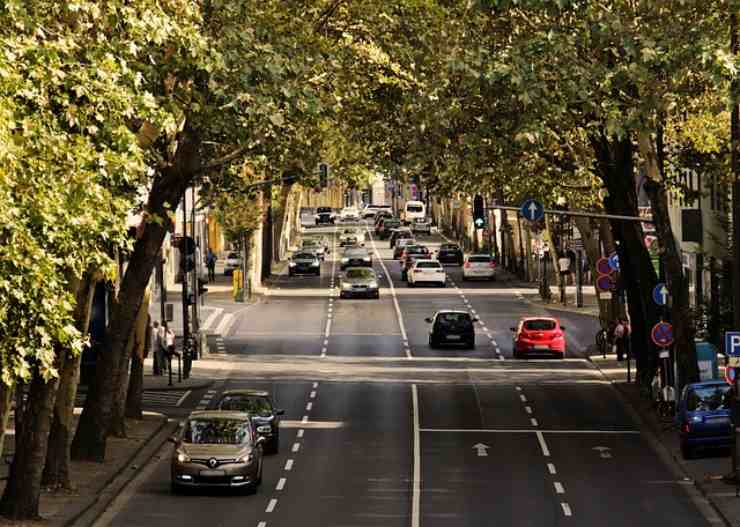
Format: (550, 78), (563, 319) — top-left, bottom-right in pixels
(652, 283), (669, 307)
(608, 252), (620, 273)
(520, 199), (545, 222)
(596, 257), (612, 275)
(651, 322), (674, 348)
(726, 366), (737, 385)
(596, 275), (615, 292)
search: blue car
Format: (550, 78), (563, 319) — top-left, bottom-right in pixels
(677, 380), (733, 459)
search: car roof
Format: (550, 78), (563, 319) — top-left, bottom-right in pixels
(468, 253), (492, 258)
(346, 248), (369, 254)
(188, 410), (252, 420)
(520, 317), (559, 324)
(345, 266), (375, 273)
(687, 380), (729, 389)
(435, 309), (470, 315)
(221, 389), (270, 398)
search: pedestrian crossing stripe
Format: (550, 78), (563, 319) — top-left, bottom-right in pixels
(75, 390), (189, 408)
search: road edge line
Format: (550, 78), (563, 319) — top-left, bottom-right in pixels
(411, 383), (421, 527)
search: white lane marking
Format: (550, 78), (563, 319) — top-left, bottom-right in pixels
(202, 307), (224, 332)
(292, 443), (301, 453)
(297, 429), (304, 438)
(258, 522), (267, 527)
(321, 347), (327, 358)
(306, 402), (313, 411)
(548, 463), (557, 474)
(525, 406), (533, 414)
(482, 326), (488, 331)
(516, 386), (522, 391)
(214, 313), (235, 336)
(420, 428), (640, 434)
(176, 390), (192, 407)
(367, 228), (410, 358)
(323, 339), (329, 346)
(310, 391), (317, 398)
(520, 394), (527, 403)
(324, 321), (331, 338)
(313, 382), (319, 388)
(285, 459), (294, 471)
(266, 499), (278, 513)
(327, 314), (332, 320)
(536, 431), (551, 457)
(412, 384), (421, 527)
(554, 482), (565, 494)
(498, 355), (504, 361)
(561, 503), (572, 517)
(276, 477), (286, 491)
(301, 415), (309, 423)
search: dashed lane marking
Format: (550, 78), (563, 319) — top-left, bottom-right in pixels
(561, 503), (572, 517)
(306, 402), (313, 411)
(301, 415), (308, 423)
(292, 442), (301, 453)
(525, 406), (533, 414)
(297, 429), (304, 438)
(276, 478), (286, 491)
(266, 499), (278, 513)
(536, 431), (551, 457)
(313, 382), (319, 388)
(548, 463), (557, 474)
(531, 418), (539, 427)
(285, 459), (294, 471)
(310, 391), (316, 398)
(554, 482), (565, 494)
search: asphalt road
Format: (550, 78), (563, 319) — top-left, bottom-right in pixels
(96, 223), (714, 527)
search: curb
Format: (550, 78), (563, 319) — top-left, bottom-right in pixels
(143, 379), (214, 392)
(63, 414), (176, 527)
(520, 294), (600, 319)
(588, 362), (732, 526)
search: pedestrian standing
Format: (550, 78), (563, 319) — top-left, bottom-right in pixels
(558, 252), (571, 304)
(614, 318), (628, 361)
(206, 248), (217, 283)
(151, 320), (164, 375)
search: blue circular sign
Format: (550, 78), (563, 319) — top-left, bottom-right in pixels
(608, 253), (620, 273)
(520, 199), (544, 222)
(652, 283), (669, 306)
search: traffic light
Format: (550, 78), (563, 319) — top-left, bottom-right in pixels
(319, 162), (329, 188)
(473, 195), (485, 229)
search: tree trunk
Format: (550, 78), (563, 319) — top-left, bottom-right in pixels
(72, 122), (201, 462)
(0, 382), (13, 462)
(42, 272), (100, 489)
(591, 131), (660, 387)
(126, 294), (151, 420)
(639, 132), (699, 387)
(0, 362), (61, 519)
(262, 180), (273, 278)
(274, 182), (293, 261)
(575, 217), (613, 326)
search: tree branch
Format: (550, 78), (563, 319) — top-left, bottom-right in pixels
(198, 147), (247, 175)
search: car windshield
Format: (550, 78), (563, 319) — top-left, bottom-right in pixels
(346, 269), (375, 279)
(317, 207), (331, 213)
(687, 385), (731, 412)
(523, 320), (557, 331)
(438, 313), (472, 326)
(218, 396), (273, 417)
(407, 205), (424, 212)
(409, 247), (429, 254)
(293, 253), (315, 260)
(440, 245), (459, 251)
(346, 250), (368, 257)
(302, 240), (319, 247)
(183, 418), (251, 445)
(227, 253), (239, 259)
(416, 261), (441, 269)
(469, 256), (491, 263)
(384, 221), (400, 227)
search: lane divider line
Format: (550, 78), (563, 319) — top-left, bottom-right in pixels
(561, 503), (572, 517)
(310, 391), (316, 398)
(536, 431), (551, 457)
(531, 418), (539, 427)
(276, 478), (286, 491)
(285, 459), (294, 471)
(547, 463), (557, 474)
(554, 482), (565, 494)
(301, 415), (308, 423)
(411, 384), (421, 527)
(292, 443), (301, 453)
(265, 499), (277, 513)
(306, 402), (313, 411)
(297, 429), (304, 438)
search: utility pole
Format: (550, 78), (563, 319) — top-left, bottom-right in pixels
(190, 186), (200, 359)
(180, 191), (190, 368)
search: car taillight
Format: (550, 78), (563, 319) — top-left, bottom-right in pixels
(489, 261), (496, 268)
(682, 422), (691, 433)
(464, 262), (471, 269)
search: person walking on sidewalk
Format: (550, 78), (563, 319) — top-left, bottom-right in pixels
(614, 317), (630, 361)
(151, 321), (166, 375)
(206, 248), (217, 283)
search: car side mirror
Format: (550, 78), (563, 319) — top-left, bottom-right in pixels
(276, 409), (285, 416)
(560, 326), (566, 331)
(425, 317), (433, 323)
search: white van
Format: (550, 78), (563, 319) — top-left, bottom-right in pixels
(403, 201), (426, 224)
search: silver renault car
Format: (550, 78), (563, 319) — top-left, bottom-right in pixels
(170, 411), (265, 494)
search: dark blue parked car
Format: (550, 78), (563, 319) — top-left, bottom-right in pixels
(677, 380), (733, 459)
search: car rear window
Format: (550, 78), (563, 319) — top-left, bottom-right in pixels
(227, 253), (239, 259)
(687, 385), (731, 412)
(384, 220), (401, 227)
(294, 253), (314, 259)
(440, 245), (460, 251)
(438, 313), (472, 326)
(346, 269), (375, 279)
(468, 255), (492, 263)
(406, 205), (424, 212)
(416, 261), (441, 269)
(346, 250), (368, 257)
(317, 207), (332, 213)
(523, 320), (557, 331)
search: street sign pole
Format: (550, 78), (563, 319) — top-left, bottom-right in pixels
(576, 251), (583, 308)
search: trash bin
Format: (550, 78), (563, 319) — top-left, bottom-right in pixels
(695, 340), (719, 381)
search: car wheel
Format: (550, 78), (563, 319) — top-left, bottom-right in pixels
(373, 292), (380, 299)
(467, 340), (476, 350)
(440, 281), (446, 288)
(171, 481), (183, 495)
(681, 442), (694, 460)
(490, 275), (496, 281)
(408, 280), (415, 287)
(429, 336), (437, 349)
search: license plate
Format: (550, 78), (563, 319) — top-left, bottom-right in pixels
(534, 344), (549, 350)
(446, 335), (461, 340)
(199, 470), (226, 477)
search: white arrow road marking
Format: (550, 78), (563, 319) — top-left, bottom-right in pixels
(473, 443), (490, 457)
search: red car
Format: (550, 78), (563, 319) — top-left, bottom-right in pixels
(511, 317), (566, 358)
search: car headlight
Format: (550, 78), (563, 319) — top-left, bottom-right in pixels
(236, 453), (255, 465)
(363, 257), (371, 262)
(341, 257), (348, 263)
(257, 425), (272, 433)
(177, 452), (190, 463)
(690, 415), (703, 423)
(342, 283), (352, 290)
(311, 261), (320, 266)
(369, 281), (379, 288)
(289, 262), (296, 267)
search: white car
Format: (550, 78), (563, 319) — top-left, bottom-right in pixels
(462, 254), (497, 281)
(340, 207), (360, 222)
(339, 227), (365, 247)
(412, 217), (432, 234)
(408, 260), (446, 287)
(362, 204), (392, 219)
(223, 252), (242, 275)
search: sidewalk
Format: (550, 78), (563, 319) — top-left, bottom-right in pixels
(591, 353), (740, 526)
(520, 283), (601, 318)
(0, 412), (174, 527)
(140, 356), (214, 391)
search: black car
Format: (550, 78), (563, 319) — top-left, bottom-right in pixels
(341, 247), (372, 270)
(377, 218), (401, 239)
(389, 228), (414, 248)
(437, 243), (464, 265)
(288, 251), (321, 276)
(315, 206), (335, 225)
(216, 389), (284, 454)
(425, 310), (478, 349)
